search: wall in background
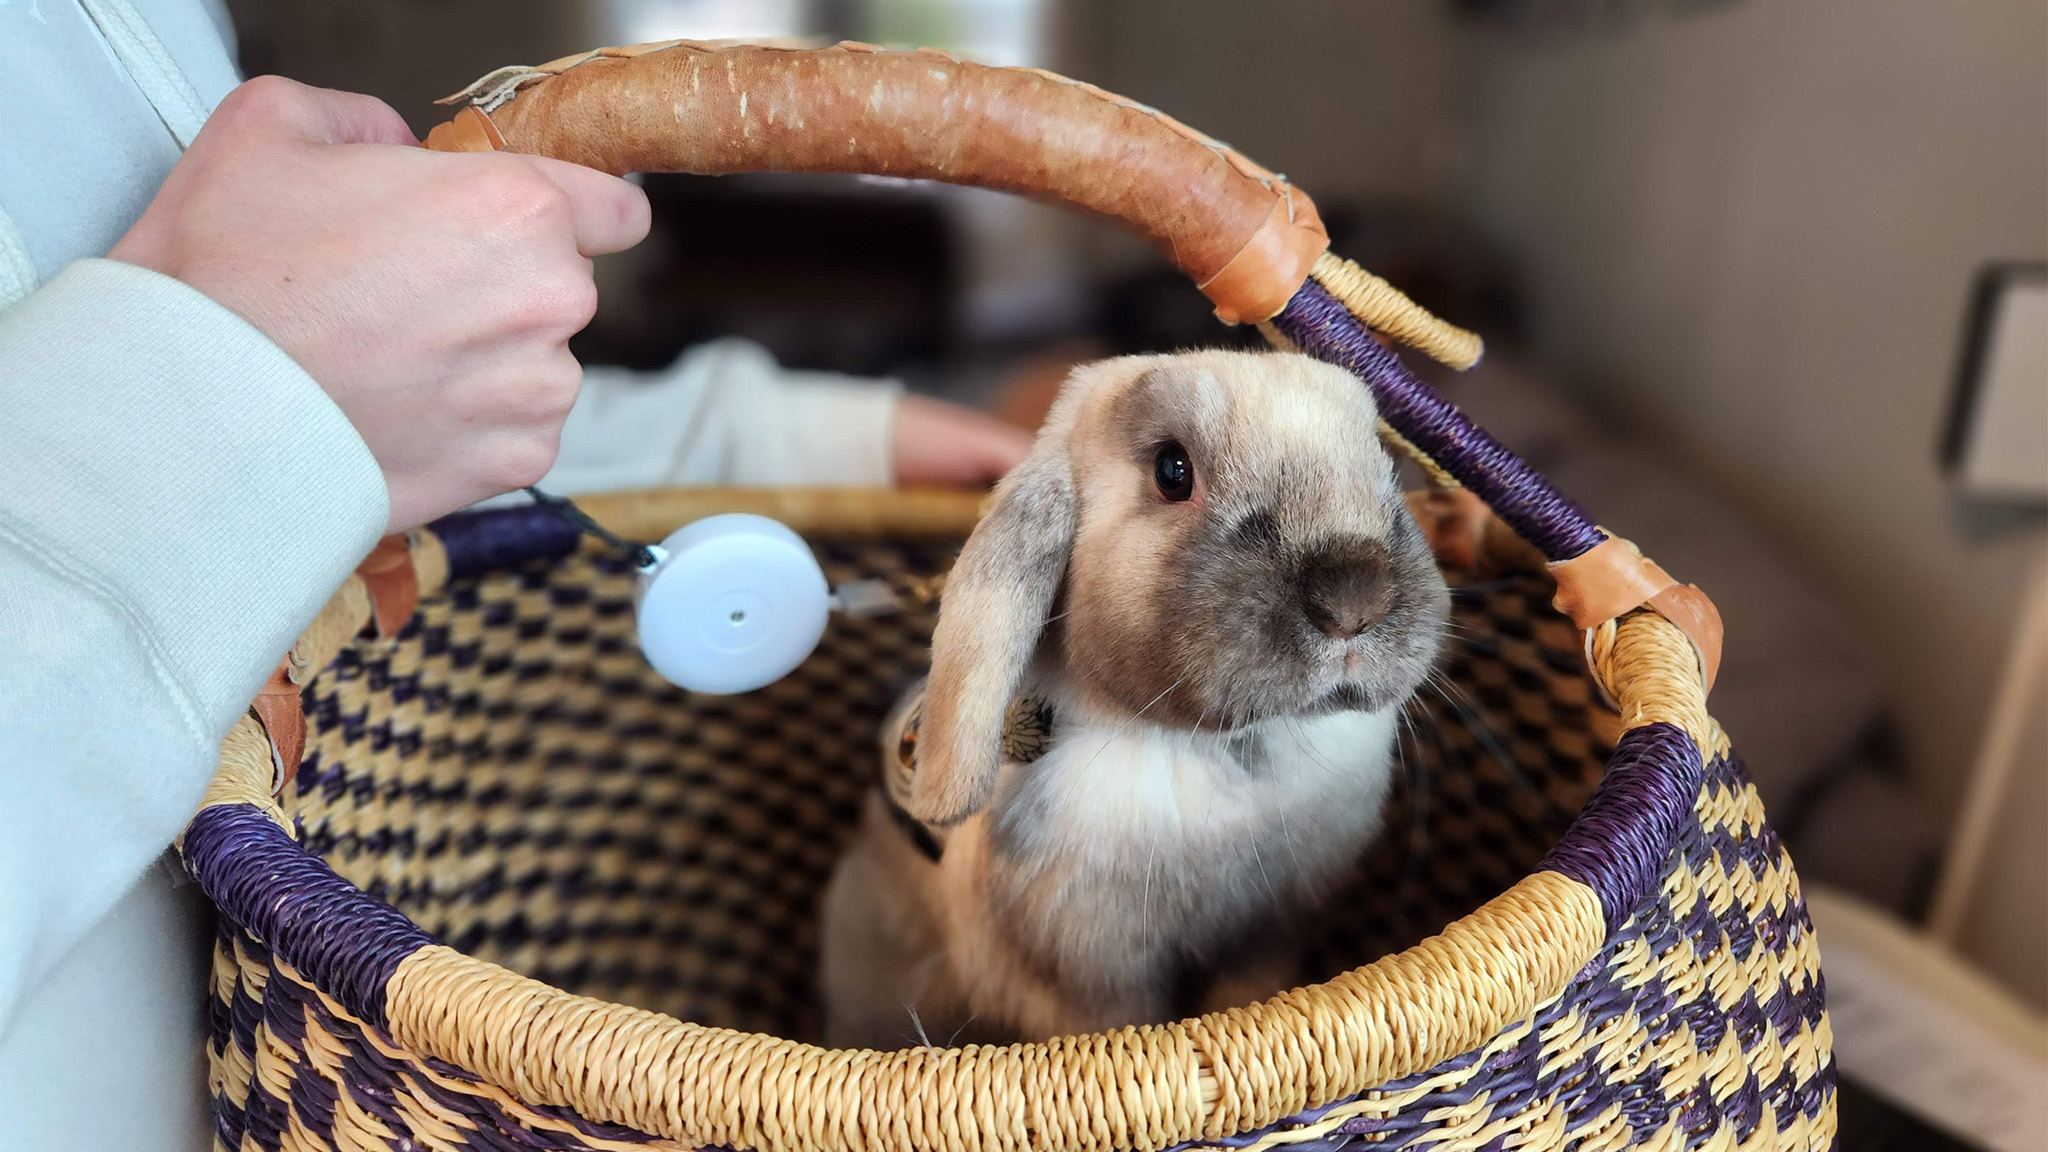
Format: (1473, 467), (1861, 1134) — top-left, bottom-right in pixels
(1462, 0), (2047, 1003)
(1051, 0), (1473, 273)
(222, 0), (596, 133)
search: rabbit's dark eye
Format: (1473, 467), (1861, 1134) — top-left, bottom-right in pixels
(1154, 441), (1195, 502)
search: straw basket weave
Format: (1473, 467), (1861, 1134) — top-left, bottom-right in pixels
(181, 40), (1835, 1152)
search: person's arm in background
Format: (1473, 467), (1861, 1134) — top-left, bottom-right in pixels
(0, 77), (649, 1031)
(534, 340), (1032, 495)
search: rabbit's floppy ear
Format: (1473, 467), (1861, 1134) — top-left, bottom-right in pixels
(909, 399), (1082, 826)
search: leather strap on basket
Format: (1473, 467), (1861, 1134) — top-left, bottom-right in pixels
(1548, 534), (1723, 694)
(1405, 488), (1722, 696)
(250, 533), (422, 793)
(425, 40), (1328, 323)
(248, 660), (305, 796)
(357, 532), (421, 640)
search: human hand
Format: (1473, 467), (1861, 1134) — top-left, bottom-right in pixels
(890, 392), (1034, 488)
(109, 76), (651, 529)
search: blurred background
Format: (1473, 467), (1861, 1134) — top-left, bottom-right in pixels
(215, 0), (2045, 1143)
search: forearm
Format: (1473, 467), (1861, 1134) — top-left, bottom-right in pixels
(540, 339), (901, 493)
(0, 260), (386, 1028)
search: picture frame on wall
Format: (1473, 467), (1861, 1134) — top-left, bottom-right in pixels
(1943, 262), (2048, 505)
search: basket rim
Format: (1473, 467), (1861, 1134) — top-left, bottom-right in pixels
(184, 486), (1722, 1152)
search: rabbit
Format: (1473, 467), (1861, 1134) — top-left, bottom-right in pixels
(820, 350), (1450, 1048)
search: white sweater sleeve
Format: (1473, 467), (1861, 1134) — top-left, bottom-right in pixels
(533, 338), (903, 494)
(0, 260), (388, 1030)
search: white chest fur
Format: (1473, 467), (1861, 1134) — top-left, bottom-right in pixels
(962, 702), (1401, 1006)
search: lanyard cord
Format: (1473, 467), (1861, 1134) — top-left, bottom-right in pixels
(524, 487), (660, 571)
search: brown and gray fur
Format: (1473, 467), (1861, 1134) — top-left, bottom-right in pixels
(820, 351), (1449, 1047)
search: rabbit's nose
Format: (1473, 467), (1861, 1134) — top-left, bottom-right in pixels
(1300, 540), (1394, 640)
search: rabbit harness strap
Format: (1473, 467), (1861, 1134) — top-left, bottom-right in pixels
(881, 679), (1055, 862)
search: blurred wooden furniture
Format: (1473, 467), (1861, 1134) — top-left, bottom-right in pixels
(1929, 553), (2048, 951)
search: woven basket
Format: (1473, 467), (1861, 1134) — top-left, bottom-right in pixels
(181, 40), (1835, 1152)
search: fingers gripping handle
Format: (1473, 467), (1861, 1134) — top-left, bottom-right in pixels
(425, 39), (1328, 324)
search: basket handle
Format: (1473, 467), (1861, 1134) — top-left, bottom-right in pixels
(424, 39), (1327, 324)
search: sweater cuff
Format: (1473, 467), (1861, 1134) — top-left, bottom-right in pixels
(731, 376), (903, 488)
(0, 259), (389, 723)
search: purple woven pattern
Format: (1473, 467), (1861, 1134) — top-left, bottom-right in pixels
(1170, 752), (1835, 1151)
(1272, 280), (1606, 562)
(183, 802), (432, 1029)
(431, 503), (584, 580)
(205, 923), (670, 1151)
(1539, 721), (1705, 932)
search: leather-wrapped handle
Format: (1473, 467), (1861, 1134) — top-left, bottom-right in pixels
(426, 40), (1328, 324)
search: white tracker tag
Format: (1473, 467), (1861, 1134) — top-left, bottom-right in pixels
(633, 514), (832, 695)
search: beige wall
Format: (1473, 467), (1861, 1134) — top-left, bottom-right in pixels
(1463, 0), (2047, 1002)
(1052, 0), (1472, 275)
(1069, 0), (1469, 205)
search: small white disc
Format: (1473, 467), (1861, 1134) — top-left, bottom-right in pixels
(634, 514), (830, 694)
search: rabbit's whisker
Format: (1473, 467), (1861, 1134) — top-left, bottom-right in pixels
(1246, 823), (1277, 905)
(1396, 695), (1433, 887)
(1075, 668), (1193, 779)
(944, 1014), (980, 1048)
(1424, 671), (1540, 800)
(904, 1001), (934, 1051)
(1190, 693), (1215, 743)
(1272, 744), (1312, 883)
(1285, 716), (1345, 783)
(1141, 830), (1158, 965)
